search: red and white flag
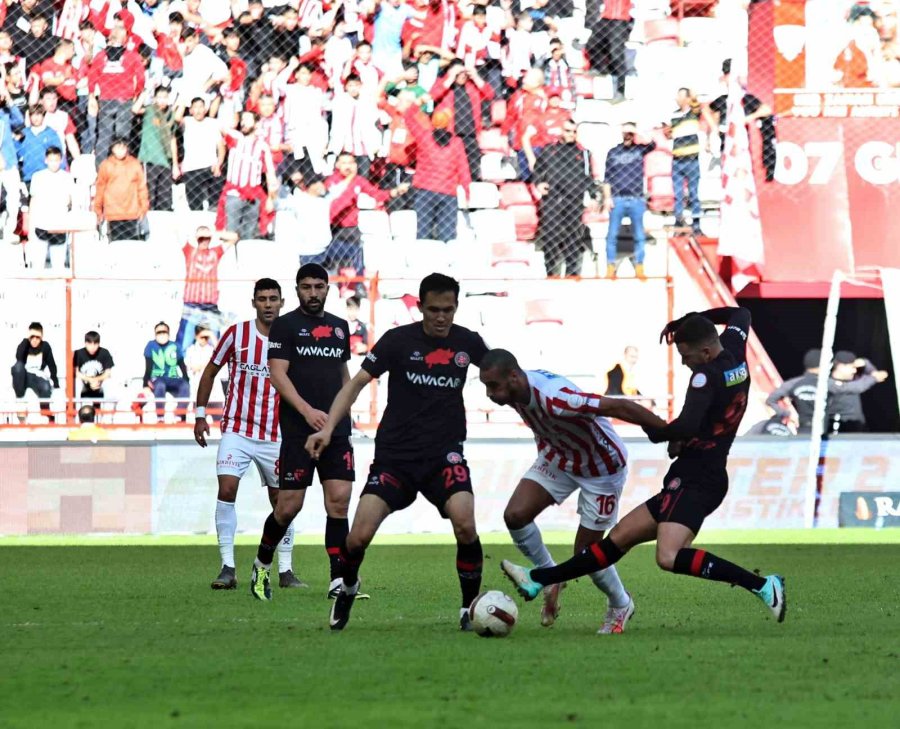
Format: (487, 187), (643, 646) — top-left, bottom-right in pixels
(718, 75), (764, 293)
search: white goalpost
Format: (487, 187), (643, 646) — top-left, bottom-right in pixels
(803, 268), (894, 528)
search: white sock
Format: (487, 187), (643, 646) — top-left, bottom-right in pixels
(215, 500), (236, 568)
(590, 566), (630, 608)
(509, 523), (556, 569)
(277, 522), (295, 573)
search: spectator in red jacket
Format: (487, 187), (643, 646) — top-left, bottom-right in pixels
(429, 60), (493, 181)
(405, 107), (470, 242)
(310, 151), (409, 275)
(504, 67), (549, 180)
(87, 27), (144, 161)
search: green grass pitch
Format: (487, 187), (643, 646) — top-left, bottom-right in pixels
(1, 533), (898, 728)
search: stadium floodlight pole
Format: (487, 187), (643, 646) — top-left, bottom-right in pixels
(803, 270), (843, 529)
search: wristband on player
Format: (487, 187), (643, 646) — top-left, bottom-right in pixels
(195, 406), (207, 419)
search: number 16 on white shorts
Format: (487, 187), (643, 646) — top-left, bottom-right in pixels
(524, 457), (627, 530)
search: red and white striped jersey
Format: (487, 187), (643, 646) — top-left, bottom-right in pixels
(223, 129), (274, 195)
(211, 320), (280, 442)
(456, 20), (501, 66)
(514, 370), (627, 478)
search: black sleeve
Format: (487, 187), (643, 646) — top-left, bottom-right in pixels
(15, 339), (28, 363)
(640, 141), (656, 155)
(44, 343), (59, 388)
(828, 375), (878, 395)
(360, 329), (394, 379)
(765, 377), (796, 417)
(743, 94), (762, 115)
(710, 96), (726, 116)
(101, 349), (115, 369)
(644, 368), (716, 442)
(266, 316), (291, 361)
(143, 357), (153, 388)
(532, 147), (551, 186)
(469, 332), (489, 368)
(699, 307), (751, 358)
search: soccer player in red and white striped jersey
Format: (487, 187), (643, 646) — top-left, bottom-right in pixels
(479, 349), (668, 634)
(193, 278), (304, 591)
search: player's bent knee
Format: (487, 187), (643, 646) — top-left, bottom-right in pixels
(452, 520), (477, 544)
(655, 548), (677, 572)
(503, 504), (528, 531)
(347, 527), (375, 552)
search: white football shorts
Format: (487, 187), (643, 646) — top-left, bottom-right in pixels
(216, 432), (280, 489)
(524, 456), (628, 530)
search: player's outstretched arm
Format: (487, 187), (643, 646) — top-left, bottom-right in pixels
(593, 396), (668, 431)
(643, 377), (715, 443)
(306, 369), (374, 459)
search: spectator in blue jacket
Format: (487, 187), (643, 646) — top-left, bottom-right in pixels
(602, 123), (656, 280)
(17, 105), (62, 183)
(0, 109), (20, 243)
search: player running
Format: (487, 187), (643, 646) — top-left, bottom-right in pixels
(479, 349), (669, 633)
(501, 307), (787, 624)
(306, 273), (488, 631)
(249, 264), (357, 601)
(195, 278), (303, 590)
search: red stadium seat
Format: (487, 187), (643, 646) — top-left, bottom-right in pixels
(491, 241), (533, 268)
(479, 128), (510, 154)
(644, 150), (673, 178)
(499, 182), (535, 207)
(573, 72), (594, 99)
(510, 205), (539, 241)
(647, 176), (675, 212)
(644, 18), (680, 45)
(525, 299), (564, 326)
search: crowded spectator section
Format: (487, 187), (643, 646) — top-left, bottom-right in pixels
(0, 0), (789, 285)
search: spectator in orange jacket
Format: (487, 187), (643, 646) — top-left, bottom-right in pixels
(404, 107), (470, 242)
(94, 138), (149, 241)
(429, 61), (493, 181)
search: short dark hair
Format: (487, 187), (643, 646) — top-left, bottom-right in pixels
(346, 295), (361, 308)
(480, 348), (520, 375)
(154, 85), (169, 95)
(111, 137), (129, 148)
(79, 20), (96, 31)
(78, 404), (96, 424)
(222, 27), (238, 39)
(337, 150), (356, 161)
(674, 315), (718, 347)
(45, 146), (62, 157)
(190, 96), (206, 107)
(84, 331), (100, 344)
(296, 263), (328, 284)
(722, 58), (732, 75)
(344, 73), (362, 85)
(168, 12), (184, 24)
(154, 321), (169, 332)
(419, 272), (459, 304)
(28, 105), (44, 116)
(180, 26), (198, 41)
(472, 6), (487, 16)
(254, 277), (282, 296)
(40, 86), (58, 98)
(29, 322), (43, 333)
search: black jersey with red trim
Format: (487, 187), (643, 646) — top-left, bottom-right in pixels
(361, 323), (488, 460)
(647, 308), (752, 467)
(267, 308), (351, 439)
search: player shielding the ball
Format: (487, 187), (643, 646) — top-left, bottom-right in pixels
(479, 349), (669, 634)
(502, 307), (787, 625)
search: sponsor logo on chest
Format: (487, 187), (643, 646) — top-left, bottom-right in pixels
(297, 345), (344, 358)
(236, 361), (269, 376)
(405, 372), (462, 388)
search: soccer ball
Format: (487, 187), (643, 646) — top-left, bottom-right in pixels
(469, 591), (518, 637)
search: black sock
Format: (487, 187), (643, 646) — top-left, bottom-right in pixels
(672, 548), (767, 592)
(256, 512), (290, 567)
(325, 516), (349, 580)
(532, 537), (625, 586)
(339, 541), (365, 587)
(456, 538), (483, 608)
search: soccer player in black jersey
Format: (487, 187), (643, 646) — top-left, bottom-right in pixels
(306, 273), (489, 631)
(249, 264), (357, 601)
(502, 307), (787, 624)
